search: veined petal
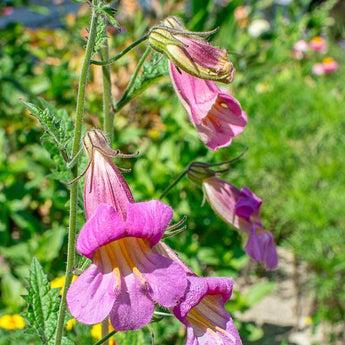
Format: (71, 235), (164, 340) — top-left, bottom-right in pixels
(202, 177), (251, 232)
(85, 150), (134, 220)
(66, 264), (117, 325)
(245, 229), (278, 269)
(125, 200), (173, 246)
(169, 63), (246, 151)
(174, 276), (242, 345)
(77, 204), (126, 259)
(174, 276), (233, 321)
(109, 273), (154, 330)
(139, 251), (188, 307)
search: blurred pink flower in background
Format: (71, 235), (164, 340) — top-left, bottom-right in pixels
(322, 57), (339, 73)
(292, 39), (309, 60)
(312, 57), (338, 75)
(2, 7), (13, 16)
(309, 36), (327, 53)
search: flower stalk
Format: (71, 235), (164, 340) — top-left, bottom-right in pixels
(91, 34), (149, 66)
(54, 3), (99, 345)
(115, 46), (151, 111)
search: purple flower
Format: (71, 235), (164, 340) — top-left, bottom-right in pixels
(66, 201), (188, 330)
(173, 276), (242, 345)
(202, 177), (278, 269)
(169, 63), (247, 151)
(149, 16), (234, 83)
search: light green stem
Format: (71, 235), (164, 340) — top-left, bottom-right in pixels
(91, 34), (149, 66)
(54, 3), (99, 345)
(115, 47), (150, 111)
(159, 169), (188, 200)
(100, 28), (114, 144)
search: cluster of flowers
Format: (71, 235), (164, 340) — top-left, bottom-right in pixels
(293, 36), (339, 75)
(66, 17), (278, 344)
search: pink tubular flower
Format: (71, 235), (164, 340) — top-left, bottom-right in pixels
(67, 130), (188, 329)
(149, 16), (234, 83)
(67, 201), (188, 330)
(81, 129), (135, 219)
(202, 177), (278, 269)
(154, 243), (242, 345)
(169, 63), (247, 151)
(173, 276), (242, 345)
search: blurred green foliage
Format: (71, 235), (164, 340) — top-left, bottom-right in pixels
(0, 0), (344, 344)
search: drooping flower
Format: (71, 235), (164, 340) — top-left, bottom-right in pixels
(149, 16), (234, 83)
(66, 201), (188, 330)
(202, 177), (278, 269)
(81, 129), (136, 219)
(169, 63), (247, 151)
(173, 276), (242, 345)
(153, 242), (242, 345)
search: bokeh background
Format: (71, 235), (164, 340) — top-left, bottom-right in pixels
(0, 0), (344, 344)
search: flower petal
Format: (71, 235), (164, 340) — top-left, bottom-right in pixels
(245, 229), (278, 269)
(85, 150), (134, 220)
(140, 251), (188, 307)
(109, 273), (154, 330)
(77, 204), (126, 259)
(174, 276), (233, 320)
(169, 63), (246, 151)
(125, 200), (173, 246)
(66, 263), (117, 325)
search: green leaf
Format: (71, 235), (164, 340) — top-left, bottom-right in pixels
(22, 257), (61, 345)
(1, 272), (26, 310)
(97, 6), (120, 30)
(33, 226), (66, 263)
(243, 281), (276, 307)
(21, 98), (73, 167)
(117, 53), (169, 110)
(92, 16), (108, 55)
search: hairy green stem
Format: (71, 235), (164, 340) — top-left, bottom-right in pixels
(115, 47), (150, 111)
(91, 34), (149, 66)
(100, 29), (114, 144)
(54, 3), (99, 345)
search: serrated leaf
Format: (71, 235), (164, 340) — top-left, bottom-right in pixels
(92, 15), (107, 55)
(117, 53), (169, 109)
(98, 6), (120, 30)
(21, 98), (73, 166)
(22, 257), (60, 344)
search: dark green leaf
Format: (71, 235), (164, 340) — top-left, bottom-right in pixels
(22, 257), (60, 344)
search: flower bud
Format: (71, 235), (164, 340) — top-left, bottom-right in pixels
(148, 16), (235, 83)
